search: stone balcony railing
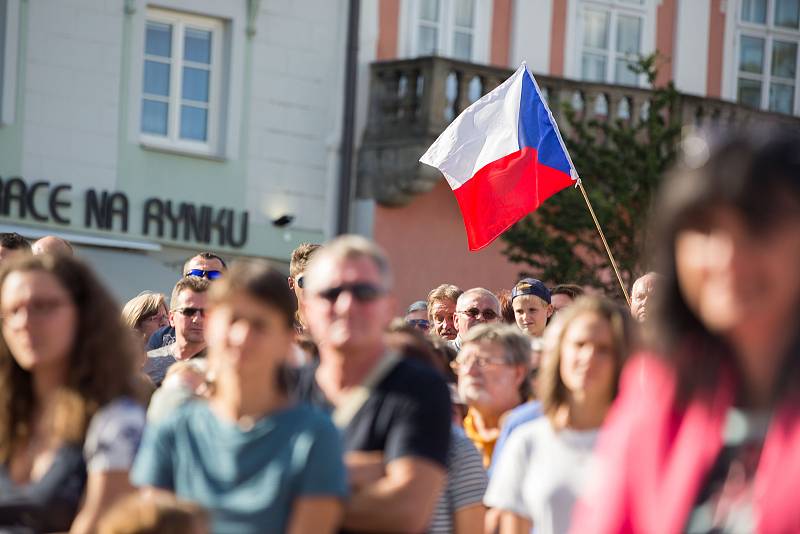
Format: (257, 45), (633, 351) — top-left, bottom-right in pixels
(357, 56), (800, 206)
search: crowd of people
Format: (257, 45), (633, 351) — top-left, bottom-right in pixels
(0, 128), (798, 533)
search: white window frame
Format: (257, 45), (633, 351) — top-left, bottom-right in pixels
(398, 0), (492, 64)
(0, 0), (20, 127)
(139, 7), (224, 155)
(733, 0), (800, 114)
(566, 0), (656, 87)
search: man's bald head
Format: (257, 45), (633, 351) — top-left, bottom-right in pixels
(32, 236), (74, 257)
(630, 272), (662, 323)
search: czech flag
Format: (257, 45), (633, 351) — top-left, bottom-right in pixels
(420, 63), (578, 251)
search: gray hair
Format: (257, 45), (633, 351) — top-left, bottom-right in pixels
(457, 287), (501, 312)
(461, 323), (532, 400)
(306, 234), (393, 290)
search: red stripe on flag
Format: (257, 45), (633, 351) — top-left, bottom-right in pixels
(453, 147), (574, 251)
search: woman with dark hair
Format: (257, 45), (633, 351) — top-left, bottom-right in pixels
(485, 296), (633, 534)
(0, 254), (146, 533)
(132, 260), (347, 534)
(571, 127), (800, 533)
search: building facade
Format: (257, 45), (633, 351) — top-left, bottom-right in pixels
(358, 0), (800, 308)
(0, 0), (357, 301)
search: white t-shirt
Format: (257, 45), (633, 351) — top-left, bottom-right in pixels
(484, 418), (598, 534)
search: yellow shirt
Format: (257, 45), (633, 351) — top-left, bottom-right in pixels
(463, 408), (499, 468)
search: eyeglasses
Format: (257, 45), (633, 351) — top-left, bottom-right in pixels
(1, 298), (71, 325)
(457, 308), (498, 321)
(174, 307), (206, 318)
(317, 283), (385, 303)
(407, 319), (430, 331)
(449, 354), (509, 373)
(141, 311), (168, 324)
(186, 269), (223, 280)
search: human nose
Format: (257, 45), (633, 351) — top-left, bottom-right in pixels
(228, 320), (252, 347)
(331, 289), (356, 314)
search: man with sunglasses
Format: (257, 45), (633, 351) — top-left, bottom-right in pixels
(145, 252), (227, 352)
(450, 288), (502, 352)
(144, 276), (209, 386)
(296, 235), (451, 534)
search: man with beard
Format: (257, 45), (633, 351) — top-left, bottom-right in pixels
(453, 323), (531, 468)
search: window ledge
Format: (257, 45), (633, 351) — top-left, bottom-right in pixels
(139, 141), (227, 162)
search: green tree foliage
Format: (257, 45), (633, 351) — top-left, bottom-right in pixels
(501, 55), (682, 294)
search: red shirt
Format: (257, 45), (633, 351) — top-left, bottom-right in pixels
(570, 354), (800, 534)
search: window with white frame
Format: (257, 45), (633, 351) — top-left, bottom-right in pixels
(579, 0), (648, 86)
(415, 0), (476, 61)
(140, 9), (223, 152)
(736, 0), (800, 115)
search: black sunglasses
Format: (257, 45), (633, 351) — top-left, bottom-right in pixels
(317, 283), (385, 303)
(174, 307), (206, 317)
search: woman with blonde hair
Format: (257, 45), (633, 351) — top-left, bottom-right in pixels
(484, 296), (634, 534)
(122, 291), (169, 342)
(0, 254), (146, 533)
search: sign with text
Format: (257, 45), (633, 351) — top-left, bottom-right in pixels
(0, 176), (249, 248)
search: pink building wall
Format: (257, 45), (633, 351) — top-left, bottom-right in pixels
(374, 181), (526, 311)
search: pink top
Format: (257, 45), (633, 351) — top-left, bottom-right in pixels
(570, 353), (800, 534)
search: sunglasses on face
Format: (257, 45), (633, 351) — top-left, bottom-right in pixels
(457, 307), (498, 321)
(317, 283), (385, 303)
(174, 307), (206, 318)
(186, 269), (223, 280)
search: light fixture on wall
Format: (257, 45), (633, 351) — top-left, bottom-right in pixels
(272, 214), (294, 227)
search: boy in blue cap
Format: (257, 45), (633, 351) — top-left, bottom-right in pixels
(510, 278), (553, 338)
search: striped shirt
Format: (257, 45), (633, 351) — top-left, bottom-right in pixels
(429, 426), (488, 534)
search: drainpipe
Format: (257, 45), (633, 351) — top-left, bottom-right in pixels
(335, 0), (360, 236)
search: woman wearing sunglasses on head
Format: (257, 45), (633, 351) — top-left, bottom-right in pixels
(0, 254), (147, 533)
(571, 127), (800, 533)
(132, 260), (347, 534)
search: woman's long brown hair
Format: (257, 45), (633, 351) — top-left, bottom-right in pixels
(0, 254), (142, 463)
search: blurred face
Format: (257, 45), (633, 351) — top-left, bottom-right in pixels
(455, 340), (526, 414)
(551, 293), (574, 313)
(559, 312), (617, 404)
(170, 290), (208, 345)
(1, 270), (77, 372)
(630, 275), (657, 322)
(303, 256), (394, 354)
(0, 247), (26, 264)
(430, 299), (457, 340)
(205, 291), (293, 380)
(675, 206), (800, 351)
(138, 304), (169, 339)
(405, 309), (429, 332)
(513, 295), (553, 337)
(454, 293), (500, 335)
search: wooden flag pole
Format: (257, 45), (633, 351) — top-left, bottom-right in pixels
(577, 181), (631, 307)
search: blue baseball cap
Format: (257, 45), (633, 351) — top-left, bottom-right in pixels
(511, 278), (551, 304)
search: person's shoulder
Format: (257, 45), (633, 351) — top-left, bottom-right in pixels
(504, 400), (543, 428)
(288, 402), (336, 429)
(147, 343), (175, 359)
(384, 357), (449, 393)
(507, 416), (553, 446)
(91, 396), (146, 429)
